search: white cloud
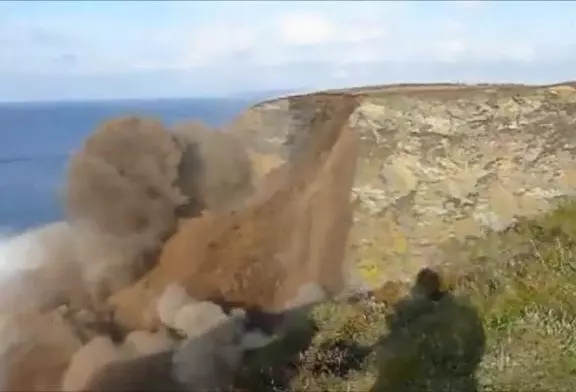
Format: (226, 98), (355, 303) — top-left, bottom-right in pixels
(335, 45), (381, 65)
(502, 44), (536, 62)
(1, 0), (575, 100)
(184, 23), (259, 67)
(1, 1), (545, 75)
(274, 11), (386, 49)
(433, 37), (537, 63)
(332, 68), (349, 80)
(276, 13), (335, 46)
(340, 25), (386, 44)
(172, 4), (540, 71)
(437, 38), (468, 62)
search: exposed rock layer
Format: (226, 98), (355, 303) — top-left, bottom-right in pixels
(230, 83), (576, 287)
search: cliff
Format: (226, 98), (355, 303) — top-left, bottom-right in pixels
(3, 82), (576, 391)
(230, 82), (576, 289)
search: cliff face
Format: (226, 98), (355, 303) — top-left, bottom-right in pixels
(230, 83), (576, 288)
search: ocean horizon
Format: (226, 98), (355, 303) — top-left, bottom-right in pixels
(0, 96), (259, 232)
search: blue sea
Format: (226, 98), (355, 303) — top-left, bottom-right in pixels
(0, 98), (256, 232)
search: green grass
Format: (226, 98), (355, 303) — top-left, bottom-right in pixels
(237, 201), (576, 391)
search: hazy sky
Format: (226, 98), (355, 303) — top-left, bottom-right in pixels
(1, 0), (575, 101)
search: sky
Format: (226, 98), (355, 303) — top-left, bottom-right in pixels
(0, 0), (575, 101)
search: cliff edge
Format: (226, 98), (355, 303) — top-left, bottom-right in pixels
(231, 82), (576, 288)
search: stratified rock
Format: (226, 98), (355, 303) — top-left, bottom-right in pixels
(229, 83), (576, 288)
(108, 95), (360, 331)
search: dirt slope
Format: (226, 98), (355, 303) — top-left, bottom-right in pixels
(109, 95), (361, 330)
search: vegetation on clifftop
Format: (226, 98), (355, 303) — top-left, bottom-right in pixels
(238, 200), (576, 391)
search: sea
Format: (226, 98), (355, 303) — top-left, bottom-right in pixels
(0, 97), (258, 233)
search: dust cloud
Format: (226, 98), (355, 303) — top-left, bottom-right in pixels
(0, 94), (360, 391)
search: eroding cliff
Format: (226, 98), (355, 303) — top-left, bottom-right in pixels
(3, 82), (576, 391)
(230, 83), (576, 287)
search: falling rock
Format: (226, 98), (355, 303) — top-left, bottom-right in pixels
(108, 95), (361, 331)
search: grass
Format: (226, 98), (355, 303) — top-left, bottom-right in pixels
(237, 201), (576, 391)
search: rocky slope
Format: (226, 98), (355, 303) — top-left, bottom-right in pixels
(230, 82), (576, 289)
